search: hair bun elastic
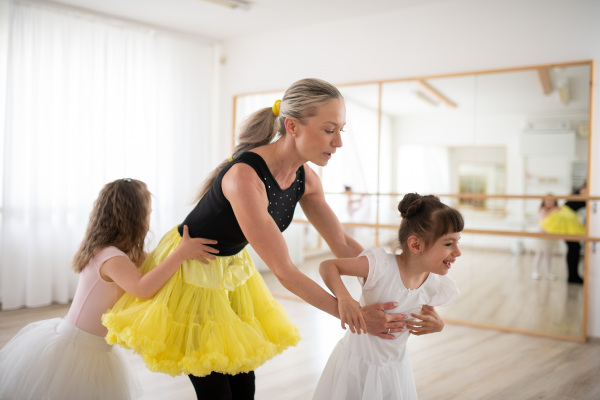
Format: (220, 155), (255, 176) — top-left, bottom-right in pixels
(272, 99), (281, 117)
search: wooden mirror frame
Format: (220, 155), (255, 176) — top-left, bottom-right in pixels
(232, 60), (597, 342)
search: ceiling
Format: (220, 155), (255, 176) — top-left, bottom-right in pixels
(43, 0), (591, 123)
(373, 64), (592, 118)
(46, 0), (449, 41)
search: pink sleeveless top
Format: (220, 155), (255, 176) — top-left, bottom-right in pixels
(65, 247), (127, 337)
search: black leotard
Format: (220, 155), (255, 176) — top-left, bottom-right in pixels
(178, 152), (305, 256)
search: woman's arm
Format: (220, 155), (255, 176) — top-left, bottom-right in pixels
(223, 163), (341, 317)
(319, 257), (369, 334)
(100, 225), (218, 299)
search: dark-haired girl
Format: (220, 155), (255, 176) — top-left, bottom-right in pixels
(313, 193), (464, 400)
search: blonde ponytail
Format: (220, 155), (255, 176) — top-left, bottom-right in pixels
(195, 78), (342, 201)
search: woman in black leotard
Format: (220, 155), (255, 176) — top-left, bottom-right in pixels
(103, 78), (445, 399)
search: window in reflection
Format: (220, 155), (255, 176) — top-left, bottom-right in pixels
(457, 163), (505, 211)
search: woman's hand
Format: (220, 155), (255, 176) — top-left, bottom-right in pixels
(177, 225), (219, 264)
(338, 297), (367, 334)
(360, 302), (408, 339)
(406, 305), (444, 335)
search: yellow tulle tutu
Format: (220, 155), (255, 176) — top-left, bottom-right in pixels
(102, 226), (301, 377)
(540, 205), (586, 235)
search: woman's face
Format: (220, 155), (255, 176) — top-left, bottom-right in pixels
(293, 98), (346, 167)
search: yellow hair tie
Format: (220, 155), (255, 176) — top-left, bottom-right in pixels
(272, 99), (281, 117)
(228, 156), (233, 162)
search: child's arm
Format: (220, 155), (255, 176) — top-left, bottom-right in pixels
(100, 225), (218, 299)
(319, 256), (369, 334)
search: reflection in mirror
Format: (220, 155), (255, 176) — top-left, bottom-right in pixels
(321, 84), (380, 195)
(439, 232), (584, 339)
(232, 61), (592, 341)
(317, 193), (377, 226)
(474, 65), (590, 196)
(376, 63), (590, 242)
(378, 63), (590, 199)
(294, 193), (379, 249)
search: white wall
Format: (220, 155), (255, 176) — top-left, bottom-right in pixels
(218, 0), (600, 337)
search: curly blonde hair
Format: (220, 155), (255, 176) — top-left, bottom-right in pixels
(72, 178), (151, 272)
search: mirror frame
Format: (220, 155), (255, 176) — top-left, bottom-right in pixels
(232, 60), (597, 342)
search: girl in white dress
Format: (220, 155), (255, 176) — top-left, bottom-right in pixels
(0, 178), (217, 400)
(313, 193), (464, 400)
(531, 194), (560, 280)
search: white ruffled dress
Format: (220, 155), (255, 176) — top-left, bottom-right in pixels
(312, 247), (460, 400)
(0, 247), (142, 400)
(0, 318), (141, 400)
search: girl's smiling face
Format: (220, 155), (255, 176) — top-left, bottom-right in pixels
(421, 232), (462, 275)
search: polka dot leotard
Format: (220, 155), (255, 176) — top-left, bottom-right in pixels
(178, 151), (305, 256)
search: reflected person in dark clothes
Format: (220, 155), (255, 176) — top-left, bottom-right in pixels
(564, 181), (587, 284)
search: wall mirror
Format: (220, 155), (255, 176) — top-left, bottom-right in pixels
(232, 60), (594, 341)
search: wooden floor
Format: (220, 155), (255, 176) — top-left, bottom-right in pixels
(1, 250), (599, 400)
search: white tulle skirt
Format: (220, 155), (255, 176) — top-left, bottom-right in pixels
(0, 318), (142, 400)
(312, 340), (417, 400)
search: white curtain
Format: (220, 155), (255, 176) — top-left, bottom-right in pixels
(0, 0), (216, 309)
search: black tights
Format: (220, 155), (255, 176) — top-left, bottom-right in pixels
(565, 241), (583, 282)
(188, 371), (255, 400)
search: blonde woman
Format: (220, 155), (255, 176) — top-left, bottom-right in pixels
(103, 79), (444, 399)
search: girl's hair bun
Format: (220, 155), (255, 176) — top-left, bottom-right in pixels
(398, 193), (423, 218)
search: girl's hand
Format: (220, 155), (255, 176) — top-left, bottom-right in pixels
(338, 297), (367, 334)
(407, 305), (444, 335)
(177, 225), (219, 264)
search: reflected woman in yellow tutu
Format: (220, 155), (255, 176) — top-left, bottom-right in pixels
(539, 182), (587, 284)
(540, 199), (585, 236)
(102, 78), (445, 399)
